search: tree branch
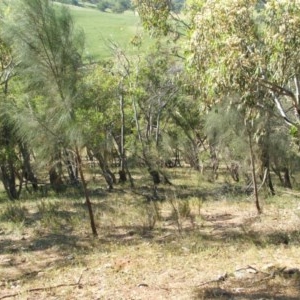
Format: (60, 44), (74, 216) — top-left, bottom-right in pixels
(259, 78), (297, 104)
(271, 93), (296, 127)
(294, 75), (300, 106)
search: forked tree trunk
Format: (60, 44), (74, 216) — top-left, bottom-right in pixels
(64, 149), (79, 186)
(0, 163), (21, 200)
(92, 149), (116, 190)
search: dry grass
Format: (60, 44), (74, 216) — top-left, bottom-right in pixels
(1, 168), (300, 299)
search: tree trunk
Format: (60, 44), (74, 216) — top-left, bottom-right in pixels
(266, 168), (275, 195)
(112, 134), (134, 188)
(248, 131), (262, 214)
(260, 150), (275, 195)
(19, 142), (38, 191)
(209, 143), (219, 180)
(227, 162), (240, 182)
(156, 110), (161, 147)
(0, 125), (21, 200)
(92, 149), (116, 190)
(0, 163), (20, 200)
(174, 148), (181, 167)
(75, 146), (98, 236)
(64, 149), (79, 186)
(49, 165), (65, 193)
(188, 142), (201, 171)
(272, 165), (284, 185)
(283, 167), (292, 189)
(119, 92), (127, 183)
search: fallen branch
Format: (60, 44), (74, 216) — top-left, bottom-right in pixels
(195, 273), (228, 287)
(0, 268), (89, 300)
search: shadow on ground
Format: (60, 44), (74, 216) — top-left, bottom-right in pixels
(194, 286), (300, 300)
(193, 271), (300, 300)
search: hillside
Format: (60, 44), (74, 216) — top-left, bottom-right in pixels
(65, 5), (148, 60)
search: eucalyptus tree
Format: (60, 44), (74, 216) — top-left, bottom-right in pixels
(78, 62), (124, 189)
(135, 0), (300, 211)
(185, 0), (300, 205)
(125, 43), (182, 189)
(2, 0), (98, 235)
(132, 0), (189, 38)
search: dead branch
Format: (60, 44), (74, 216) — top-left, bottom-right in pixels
(195, 273), (228, 287)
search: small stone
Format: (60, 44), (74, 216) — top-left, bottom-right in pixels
(37, 272), (45, 277)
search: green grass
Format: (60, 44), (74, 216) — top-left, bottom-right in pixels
(66, 5), (151, 61)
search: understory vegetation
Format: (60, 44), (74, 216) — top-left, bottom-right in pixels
(1, 168), (300, 299)
(1, 0), (300, 298)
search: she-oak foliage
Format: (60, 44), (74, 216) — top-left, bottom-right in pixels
(1, 0), (98, 235)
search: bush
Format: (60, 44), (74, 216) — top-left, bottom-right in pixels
(97, 1), (110, 12)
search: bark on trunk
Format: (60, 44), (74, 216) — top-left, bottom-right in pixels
(249, 132), (262, 214)
(283, 167), (292, 189)
(92, 150), (116, 190)
(49, 165), (64, 193)
(19, 142), (38, 191)
(75, 146), (98, 236)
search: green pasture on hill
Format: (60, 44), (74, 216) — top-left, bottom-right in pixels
(67, 5), (151, 61)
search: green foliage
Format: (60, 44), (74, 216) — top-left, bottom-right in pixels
(2, 0), (87, 156)
(97, 0), (111, 11)
(205, 101), (249, 161)
(133, 0), (172, 36)
(290, 125), (298, 138)
(95, 0), (132, 13)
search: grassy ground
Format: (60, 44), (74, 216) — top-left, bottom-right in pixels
(1, 168), (300, 299)
(64, 4), (151, 61)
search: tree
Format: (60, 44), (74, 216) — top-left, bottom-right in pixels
(0, 36), (29, 200)
(78, 63), (121, 189)
(97, 0), (111, 11)
(186, 0), (300, 206)
(134, 0), (300, 212)
(186, 0), (300, 133)
(2, 0), (98, 235)
(111, 0), (131, 13)
(133, 0), (189, 38)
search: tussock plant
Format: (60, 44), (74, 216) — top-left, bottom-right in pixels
(1, 202), (28, 223)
